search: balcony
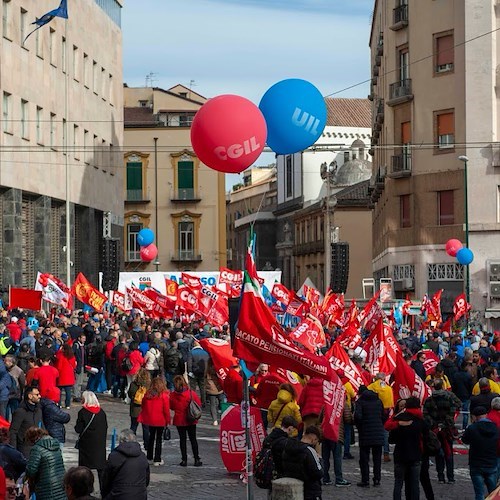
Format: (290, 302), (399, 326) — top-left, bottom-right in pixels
(390, 4), (408, 31)
(370, 166), (386, 204)
(373, 65), (380, 77)
(171, 250), (202, 262)
(376, 32), (384, 56)
(125, 189), (150, 203)
(387, 78), (413, 106)
(375, 99), (384, 125)
(170, 187), (201, 203)
(390, 152), (412, 178)
(293, 240), (325, 256)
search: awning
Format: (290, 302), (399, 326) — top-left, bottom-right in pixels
(485, 310), (500, 319)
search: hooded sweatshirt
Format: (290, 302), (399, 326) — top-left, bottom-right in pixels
(462, 417), (499, 468)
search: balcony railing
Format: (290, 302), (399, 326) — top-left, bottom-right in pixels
(171, 250), (202, 262)
(391, 152), (412, 177)
(391, 4), (408, 29)
(293, 240), (325, 256)
(170, 188), (201, 202)
(126, 189), (150, 202)
(388, 78), (413, 106)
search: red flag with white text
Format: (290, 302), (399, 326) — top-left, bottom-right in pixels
(289, 314), (326, 353)
(199, 338), (236, 381)
(453, 293), (470, 322)
(321, 378), (345, 442)
(337, 324), (363, 351)
(126, 287), (155, 314)
(176, 285), (200, 315)
(218, 267), (243, 298)
(427, 290), (443, 324)
(271, 283), (294, 307)
(393, 350), (432, 403)
(72, 273), (107, 312)
(364, 319), (400, 376)
(326, 342), (365, 392)
(181, 273), (202, 290)
(111, 291), (132, 312)
(143, 288), (176, 318)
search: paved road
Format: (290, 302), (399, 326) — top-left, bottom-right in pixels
(62, 396), (475, 499)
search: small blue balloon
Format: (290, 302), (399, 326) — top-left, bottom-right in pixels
(259, 79), (327, 155)
(456, 247), (474, 265)
(137, 228), (154, 247)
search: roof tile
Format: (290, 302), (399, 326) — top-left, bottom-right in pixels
(325, 98), (372, 128)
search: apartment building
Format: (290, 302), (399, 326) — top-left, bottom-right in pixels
(370, 0), (500, 327)
(0, 0), (124, 287)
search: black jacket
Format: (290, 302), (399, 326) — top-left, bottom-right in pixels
(190, 347), (209, 378)
(389, 414), (428, 463)
(73, 341), (86, 374)
(101, 441), (150, 500)
(40, 398), (70, 443)
(452, 370), (473, 402)
(9, 401), (44, 458)
(462, 418), (498, 469)
(354, 390), (385, 446)
(262, 427), (288, 478)
(0, 443), (27, 480)
(411, 360), (426, 381)
(75, 408), (108, 470)
(281, 438), (323, 500)
(470, 391), (499, 414)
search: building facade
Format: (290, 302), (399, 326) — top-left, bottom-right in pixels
(123, 85), (227, 274)
(369, 0), (500, 327)
(0, 0), (124, 288)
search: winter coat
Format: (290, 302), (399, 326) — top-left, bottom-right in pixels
(411, 359), (426, 381)
(73, 340), (87, 374)
(388, 410), (427, 463)
(367, 379), (394, 410)
(205, 369), (223, 396)
(7, 365), (25, 401)
(190, 347), (208, 377)
(0, 443), (27, 480)
(40, 398), (70, 443)
(137, 392), (171, 427)
(101, 441), (150, 500)
(354, 389), (385, 447)
(164, 345), (182, 374)
(25, 435), (66, 500)
(462, 418), (499, 469)
(75, 407), (108, 469)
(470, 390), (499, 414)
(487, 409), (500, 455)
(281, 438), (323, 500)
(472, 378), (500, 396)
(170, 388), (201, 427)
(298, 378), (324, 419)
(10, 401), (44, 458)
(441, 357), (459, 381)
(452, 369), (473, 402)
(0, 358), (12, 402)
(267, 389), (302, 436)
(254, 374), (282, 410)
(34, 365), (60, 399)
(128, 350), (144, 376)
(423, 389), (462, 429)
(54, 351), (76, 386)
(262, 427), (288, 478)
(115, 347), (129, 377)
(223, 368), (243, 404)
(143, 347), (161, 372)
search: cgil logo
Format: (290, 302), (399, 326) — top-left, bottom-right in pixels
(291, 108), (321, 136)
(214, 136), (260, 161)
(179, 290), (197, 305)
(220, 270), (241, 282)
(273, 287), (289, 301)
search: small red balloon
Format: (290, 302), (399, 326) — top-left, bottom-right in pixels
(191, 95), (267, 174)
(140, 243), (158, 262)
(445, 239), (463, 257)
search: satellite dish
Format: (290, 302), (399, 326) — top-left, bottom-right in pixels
(320, 162), (328, 180)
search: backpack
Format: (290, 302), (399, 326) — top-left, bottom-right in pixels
(254, 447), (275, 489)
(187, 390), (202, 422)
(133, 385), (147, 405)
(423, 428), (441, 456)
(121, 354), (133, 373)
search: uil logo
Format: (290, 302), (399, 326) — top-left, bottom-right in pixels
(291, 108), (321, 135)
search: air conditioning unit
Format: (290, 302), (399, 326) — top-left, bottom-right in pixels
(489, 261), (500, 281)
(490, 282), (500, 298)
(436, 63), (453, 73)
(402, 278), (414, 290)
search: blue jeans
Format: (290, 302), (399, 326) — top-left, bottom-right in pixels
(322, 438), (344, 483)
(59, 386), (72, 408)
(165, 372), (174, 390)
(461, 400), (470, 429)
(470, 466), (497, 500)
(5, 399), (19, 421)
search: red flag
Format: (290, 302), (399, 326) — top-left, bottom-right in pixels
(411, 349), (440, 376)
(336, 324), (363, 351)
(358, 290), (381, 323)
(364, 319), (400, 376)
(198, 286), (229, 326)
(218, 268), (243, 298)
(427, 290), (443, 324)
(453, 293), (470, 322)
(358, 291), (383, 333)
(441, 317), (452, 334)
(271, 283), (294, 306)
(285, 295), (309, 318)
(321, 291), (344, 328)
(402, 294), (413, 316)
(342, 299), (359, 329)
(199, 338), (236, 381)
(326, 342), (365, 392)
(111, 291), (132, 312)
(393, 351), (432, 403)
(165, 279), (178, 300)
(71, 273), (107, 312)
(321, 378), (345, 442)
(303, 284), (321, 306)
(142, 288), (176, 318)
(233, 272), (335, 380)
(181, 273), (202, 290)
(289, 314), (326, 353)
(176, 285), (200, 315)
(8, 288), (42, 310)
(126, 287), (155, 314)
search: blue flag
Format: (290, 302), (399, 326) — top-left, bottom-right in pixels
(24, 0), (68, 44)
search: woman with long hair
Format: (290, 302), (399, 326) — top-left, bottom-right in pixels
(138, 376), (170, 466)
(128, 368), (152, 448)
(74, 391), (108, 490)
(54, 343), (76, 409)
(170, 375), (202, 467)
(267, 383), (302, 437)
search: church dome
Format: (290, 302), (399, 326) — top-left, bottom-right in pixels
(333, 158), (372, 186)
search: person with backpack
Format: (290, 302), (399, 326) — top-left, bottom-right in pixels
(112, 336), (128, 400)
(124, 342), (144, 404)
(143, 343), (162, 380)
(163, 339), (182, 390)
(128, 368), (151, 449)
(4, 356), (24, 421)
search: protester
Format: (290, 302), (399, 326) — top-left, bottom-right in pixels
(205, 360), (224, 426)
(143, 342), (162, 380)
(137, 377), (170, 466)
(73, 334), (87, 402)
(411, 352), (427, 381)
(64, 466), (98, 500)
(267, 383), (302, 436)
(75, 391), (108, 490)
(54, 343), (77, 409)
(4, 356), (24, 421)
(170, 375), (202, 467)
(298, 376), (324, 429)
(128, 368), (151, 448)
(33, 355), (59, 399)
(452, 361), (474, 429)
(123, 341), (144, 403)
(101, 429), (150, 500)
(0, 427), (26, 481)
(189, 340), (209, 407)
(40, 386), (70, 447)
(470, 377), (499, 413)
(25, 427), (66, 500)
(0, 357), (12, 419)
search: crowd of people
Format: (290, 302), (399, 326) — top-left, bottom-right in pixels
(0, 307), (497, 499)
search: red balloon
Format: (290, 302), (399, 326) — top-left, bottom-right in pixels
(140, 243), (158, 262)
(191, 95), (267, 174)
(445, 239), (463, 257)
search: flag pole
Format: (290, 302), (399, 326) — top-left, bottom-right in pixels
(64, 19), (71, 288)
(242, 372), (254, 500)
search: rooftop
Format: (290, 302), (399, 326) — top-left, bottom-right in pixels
(325, 98), (372, 128)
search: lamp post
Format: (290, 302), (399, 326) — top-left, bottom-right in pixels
(154, 137), (159, 271)
(321, 161), (337, 293)
(458, 155), (470, 303)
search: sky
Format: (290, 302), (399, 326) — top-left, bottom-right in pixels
(121, 0), (374, 189)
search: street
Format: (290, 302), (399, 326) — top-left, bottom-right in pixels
(61, 395), (475, 499)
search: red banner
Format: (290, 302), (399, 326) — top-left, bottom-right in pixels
(321, 378), (345, 442)
(271, 283), (294, 306)
(198, 286), (229, 326)
(326, 342), (365, 392)
(427, 289), (443, 324)
(111, 291), (132, 312)
(72, 273), (107, 312)
(337, 324), (363, 351)
(8, 288), (42, 310)
(218, 268), (243, 298)
(393, 351), (432, 404)
(321, 291), (344, 328)
(199, 338), (236, 381)
(126, 287), (155, 313)
(453, 293), (470, 322)
(142, 288), (176, 318)
(289, 314), (326, 353)
(364, 319), (400, 376)
(181, 273), (202, 290)
(176, 285), (200, 315)
(359, 291), (383, 333)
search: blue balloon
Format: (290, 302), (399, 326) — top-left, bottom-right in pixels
(456, 247), (474, 265)
(259, 79), (327, 155)
(137, 228), (154, 247)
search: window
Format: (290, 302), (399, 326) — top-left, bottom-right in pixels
(399, 48), (409, 82)
(83, 129), (89, 163)
(179, 221), (194, 259)
(343, 151), (350, 163)
(73, 45), (79, 81)
(61, 36), (66, 72)
(93, 134), (98, 167)
(126, 162), (143, 200)
(400, 194), (411, 228)
(435, 32), (454, 74)
(435, 110), (454, 149)
(285, 155), (293, 198)
(35, 29), (42, 58)
(50, 113), (56, 148)
(2, 92), (11, 133)
(20, 8), (27, 47)
(36, 106), (43, 144)
(62, 118), (67, 153)
(108, 74), (113, 104)
(92, 61), (98, 93)
(49, 28), (55, 64)
(73, 124), (79, 159)
(21, 99), (28, 139)
(177, 161), (194, 199)
(2, 0), (10, 40)
(83, 53), (89, 87)
(101, 67), (106, 98)
(127, 223), (142, 261)
(438, 190), (454, 225)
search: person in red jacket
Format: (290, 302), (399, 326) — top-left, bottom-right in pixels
(298, 376), (324, 428)
(137, 377), (170, 466)
(223, 365), (243, 404)
(6, 318), (21, 344)
(54, 344), (77, 409)
(33, 355), (59, 399)
(170, 375), (202, 467)
(124, 342), (144, 404)
(255, 372), (284, 429)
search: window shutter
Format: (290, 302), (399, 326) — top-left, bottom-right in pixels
(401, 121), (411, 144)
(126, 162), (142, 190)
(438, 113), (454, 136)
(439, 190), (454, 225)
(178, 161), (194, 189)
(400, 194), (411, 228)
(437, 35), (454, 66)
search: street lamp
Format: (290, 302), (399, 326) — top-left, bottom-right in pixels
(458, 155), (470, 303)
(321, 161), (337, 293)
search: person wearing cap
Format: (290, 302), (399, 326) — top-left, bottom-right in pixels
(462, 405), (498, 500)
(470, 378), (499, 414)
